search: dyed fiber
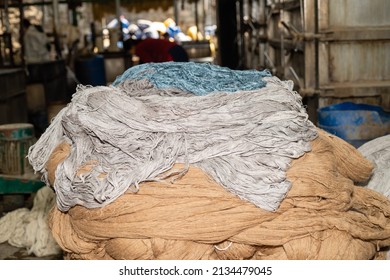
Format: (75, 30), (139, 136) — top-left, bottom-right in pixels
(47, 129), (390, 260)
(27, 62), (390, 259)
(112, 62), (272, 95)
(28, 64), (317, 212)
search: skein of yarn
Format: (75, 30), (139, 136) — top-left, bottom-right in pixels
(28, 62), (317, 212)
(26, 62), (390, 260)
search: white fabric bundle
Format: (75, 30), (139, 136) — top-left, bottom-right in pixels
(358, 134), (390, 259)
(358, 134), (390, 199)
(0, 186), (61, 257)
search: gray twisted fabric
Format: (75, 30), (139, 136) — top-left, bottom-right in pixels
(28, 70), (317, 212)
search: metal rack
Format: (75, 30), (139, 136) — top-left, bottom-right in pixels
(233, 0), (390, 123)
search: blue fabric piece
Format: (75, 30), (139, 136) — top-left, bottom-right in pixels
(112, 62), (271, 96)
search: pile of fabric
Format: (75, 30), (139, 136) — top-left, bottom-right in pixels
(28, 62), (390, 259)
(359, 135), (390, 200)
(0, 186), (61, 257)
(358, 135), (390, 259)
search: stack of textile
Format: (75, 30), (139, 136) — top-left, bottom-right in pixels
(28, 62), (390, 259)
(359, 135), (390, 200)
(358, 135), (390, 259)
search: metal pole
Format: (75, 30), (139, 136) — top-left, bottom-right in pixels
(115, 0), (123, 48)
(195, 0), (199, 41)
(4, 0), (10, 33)
(174, 0), (179, 26)
(53, 0), (59, 31)
(115, 0), (121, 21)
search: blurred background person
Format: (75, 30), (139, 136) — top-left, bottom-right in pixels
(126, 35), (189, 64)
(22, 18), (51, 64)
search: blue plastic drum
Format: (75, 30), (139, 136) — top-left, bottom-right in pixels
(75, 55), (106, 86)
(318, 102), (390, 147)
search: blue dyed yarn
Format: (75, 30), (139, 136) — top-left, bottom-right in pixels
(112, 62), (271, 96)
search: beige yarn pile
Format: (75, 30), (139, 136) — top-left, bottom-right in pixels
(46, 129), (390, 260)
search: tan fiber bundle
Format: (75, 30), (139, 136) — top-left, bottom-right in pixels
(47, 129), (390, 260)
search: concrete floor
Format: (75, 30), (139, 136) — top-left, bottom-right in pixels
(0, 242), (63, 260)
